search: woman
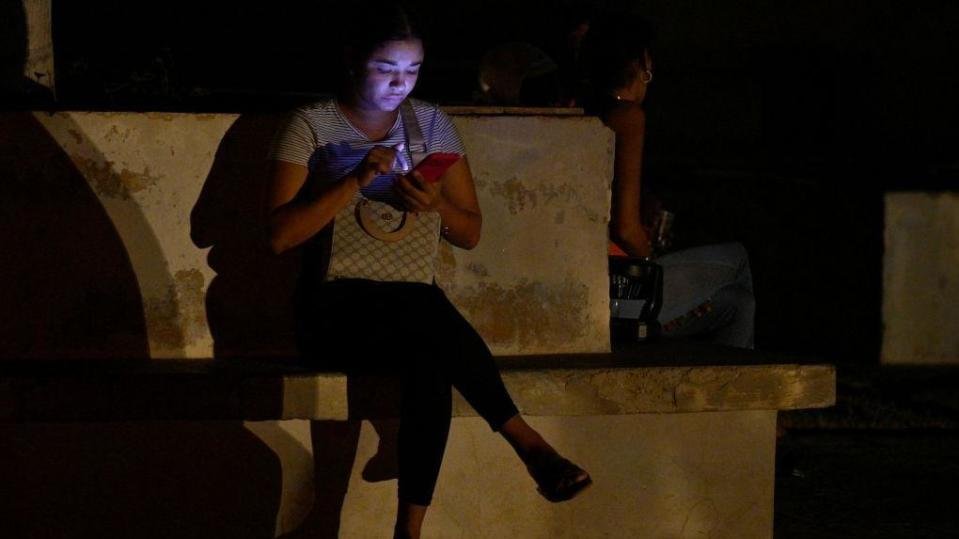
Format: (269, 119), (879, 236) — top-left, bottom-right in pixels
(265, 6), (590, 538)
(582, 15), (755, 348)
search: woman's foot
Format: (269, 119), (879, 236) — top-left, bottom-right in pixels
(499, 415), (592, 502)
(499, 415), (555, 460)
(526, 452), (592, 503)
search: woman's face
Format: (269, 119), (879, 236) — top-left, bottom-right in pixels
(353, 38), (424, 112)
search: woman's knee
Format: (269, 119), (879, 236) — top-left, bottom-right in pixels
(715, 283), (755, 317)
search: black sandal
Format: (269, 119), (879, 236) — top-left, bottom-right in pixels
(527, 454), (592, 503)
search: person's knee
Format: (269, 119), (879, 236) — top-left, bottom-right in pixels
(720, 242), (753, 290)
(712, 284), (755, 348)
(717, 241), (750, 267)
(715, 283), (755, 318)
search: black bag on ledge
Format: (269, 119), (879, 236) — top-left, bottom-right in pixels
(609, 256), (663, 343)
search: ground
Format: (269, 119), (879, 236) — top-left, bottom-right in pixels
(775, 366), (959, 538)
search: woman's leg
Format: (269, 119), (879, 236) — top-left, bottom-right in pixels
(299, 280), (455, 535)
(418, 285), (520, 431)
(420, 286), (590, 499)
(301, 279), (589, 533)
(395, 350), (453, 507)
(394, 502), (428, 539)
(656, 242), (756, 348)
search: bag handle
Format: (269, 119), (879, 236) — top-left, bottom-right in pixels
(354, 100), (424, 242)
(356, 199), (417, 242)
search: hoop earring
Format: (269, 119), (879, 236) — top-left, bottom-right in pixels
(640, 69), (653, 84)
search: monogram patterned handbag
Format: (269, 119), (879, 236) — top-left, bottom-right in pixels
(325, 101), (442, 284)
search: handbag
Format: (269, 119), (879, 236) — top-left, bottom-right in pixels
(325, 101), (442, 284)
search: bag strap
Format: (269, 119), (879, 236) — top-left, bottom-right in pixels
(399, 100), (426, 162)
(352, 100), (424, 242)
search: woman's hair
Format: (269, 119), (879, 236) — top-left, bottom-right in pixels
(338, 3), (423, 71)
(580, 13), (654, 96)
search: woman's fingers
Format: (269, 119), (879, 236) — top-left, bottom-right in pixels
(396, 172), (440, 211)
(356, 145), (400, 186)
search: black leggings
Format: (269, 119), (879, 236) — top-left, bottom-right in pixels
(297, 279), (519, 506)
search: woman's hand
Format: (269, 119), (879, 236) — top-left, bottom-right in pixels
(401, 156), (482, 249)
(395, 171), (443, 212)
(355, 143), (405, 187)
(612, 222), (653, 258)
(268, 142), (404, 255)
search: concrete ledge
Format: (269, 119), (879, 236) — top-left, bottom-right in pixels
(0, 345), (835, 422)
(488, 362), (835, 417)
(441, 106), (584, 115)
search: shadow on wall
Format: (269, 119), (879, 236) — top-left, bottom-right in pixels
(279, 380), (407, 539)
(191, 113), (301, 358)
(0, 111), (290, 537)
(193, 114), (408, 537)
(0, 421), (282, 539)
(1, 8), (292, 524)
(0, 1), (54, 111)
(0, 112), (149, 359)
(2, 4), (141, 358)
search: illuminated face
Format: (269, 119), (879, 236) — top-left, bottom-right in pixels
(354, 38), (424, 112)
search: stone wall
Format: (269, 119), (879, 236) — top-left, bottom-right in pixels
(23, 0), (54, 92)
(5, 110), (612, 359)
(883, 192), (959, 364)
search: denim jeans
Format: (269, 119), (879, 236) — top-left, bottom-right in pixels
(655, 242), (755, 348)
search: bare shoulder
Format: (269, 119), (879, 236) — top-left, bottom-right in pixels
(605, 102), (647, 136)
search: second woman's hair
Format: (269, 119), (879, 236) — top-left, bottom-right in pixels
(581, 14), (654, 95)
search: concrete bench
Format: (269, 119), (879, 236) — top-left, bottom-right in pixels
(1, 346), (833, 422)
(0, 346), (833, 538)
(0, 109), (834, 538)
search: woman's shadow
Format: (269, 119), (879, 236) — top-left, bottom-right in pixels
(191, 113), (403, 537)
(0, 111), (282, 539)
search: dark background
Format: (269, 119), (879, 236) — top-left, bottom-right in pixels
(30, 0), (959, 363)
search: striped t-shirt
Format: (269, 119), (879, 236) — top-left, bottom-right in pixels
(269, 97), (466, 207)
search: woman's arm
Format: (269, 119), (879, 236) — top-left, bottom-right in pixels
(395, 156), (482, 250)
(266, 146), (402, 254)
(607, 103), (652, 257)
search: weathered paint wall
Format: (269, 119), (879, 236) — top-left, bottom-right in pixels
(32, 112), (235, 358)
(257, 412), (776, 537)
(437, 115), (613, 354)
(883, 192), (959, 364)
(23, 0), (54, 92)
(28, 110), (612, 358)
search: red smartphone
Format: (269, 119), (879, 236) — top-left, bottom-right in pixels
(413, 152), (461, 183)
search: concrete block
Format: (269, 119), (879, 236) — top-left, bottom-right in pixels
(438, 115), (614, 355)
(269, 412), (776, 538)
(883, 192), (959, 364)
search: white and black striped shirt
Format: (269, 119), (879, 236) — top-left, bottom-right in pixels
(269, 97), (465, 206)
